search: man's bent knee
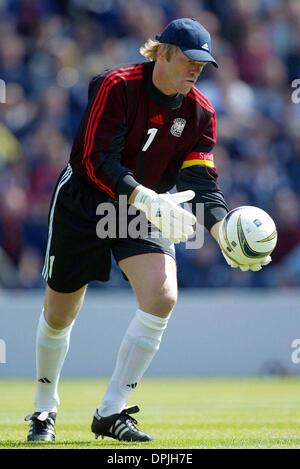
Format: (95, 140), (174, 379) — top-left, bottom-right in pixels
(44, 285), (87, 329)
(139, 289), (177, 318)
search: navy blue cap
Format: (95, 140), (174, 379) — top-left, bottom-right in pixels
(156, 18), (218, 68)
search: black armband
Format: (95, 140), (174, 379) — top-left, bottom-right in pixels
(176, 166), (228, 231)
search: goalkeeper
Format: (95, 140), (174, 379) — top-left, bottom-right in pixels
(25, 18), (270, 443)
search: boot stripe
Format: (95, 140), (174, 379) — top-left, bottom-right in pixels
(118, 427), (130, 439)
(115, 422), (127, 437)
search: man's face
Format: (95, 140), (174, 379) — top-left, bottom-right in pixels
(159, 48), (207, 95)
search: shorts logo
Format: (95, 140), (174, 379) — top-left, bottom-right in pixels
(170, 118), (186, 137)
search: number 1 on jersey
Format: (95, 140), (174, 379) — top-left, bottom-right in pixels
(142, 128), (158, 152)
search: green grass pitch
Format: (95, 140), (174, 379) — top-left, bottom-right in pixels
(0, 378), (300, 448)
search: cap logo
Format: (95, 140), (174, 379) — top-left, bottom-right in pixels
(201, 43), (209, 51)
(170, 118), (186, 137)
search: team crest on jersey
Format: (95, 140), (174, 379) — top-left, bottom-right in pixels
(170, 118), (186, 137)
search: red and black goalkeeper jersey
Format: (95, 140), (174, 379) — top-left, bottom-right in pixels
(70, 61), (217, 199)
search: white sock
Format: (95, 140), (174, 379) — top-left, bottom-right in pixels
(34, 310), (74, 413)
(97, 308), (169, 417)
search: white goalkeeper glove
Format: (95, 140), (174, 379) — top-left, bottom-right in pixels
(132, 186), (196, 244)
(221, 249), (272, 272)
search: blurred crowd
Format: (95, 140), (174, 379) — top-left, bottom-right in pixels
(0, 0), (300, 289)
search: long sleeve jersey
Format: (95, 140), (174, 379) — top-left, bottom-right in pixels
(70, 61), (227, 230)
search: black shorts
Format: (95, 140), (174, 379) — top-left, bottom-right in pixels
(42, 164), (176, 293)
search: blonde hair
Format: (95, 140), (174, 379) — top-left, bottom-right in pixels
(139, 39), (178, 61)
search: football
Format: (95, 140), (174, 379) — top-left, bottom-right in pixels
(219, 206), (277, 266)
